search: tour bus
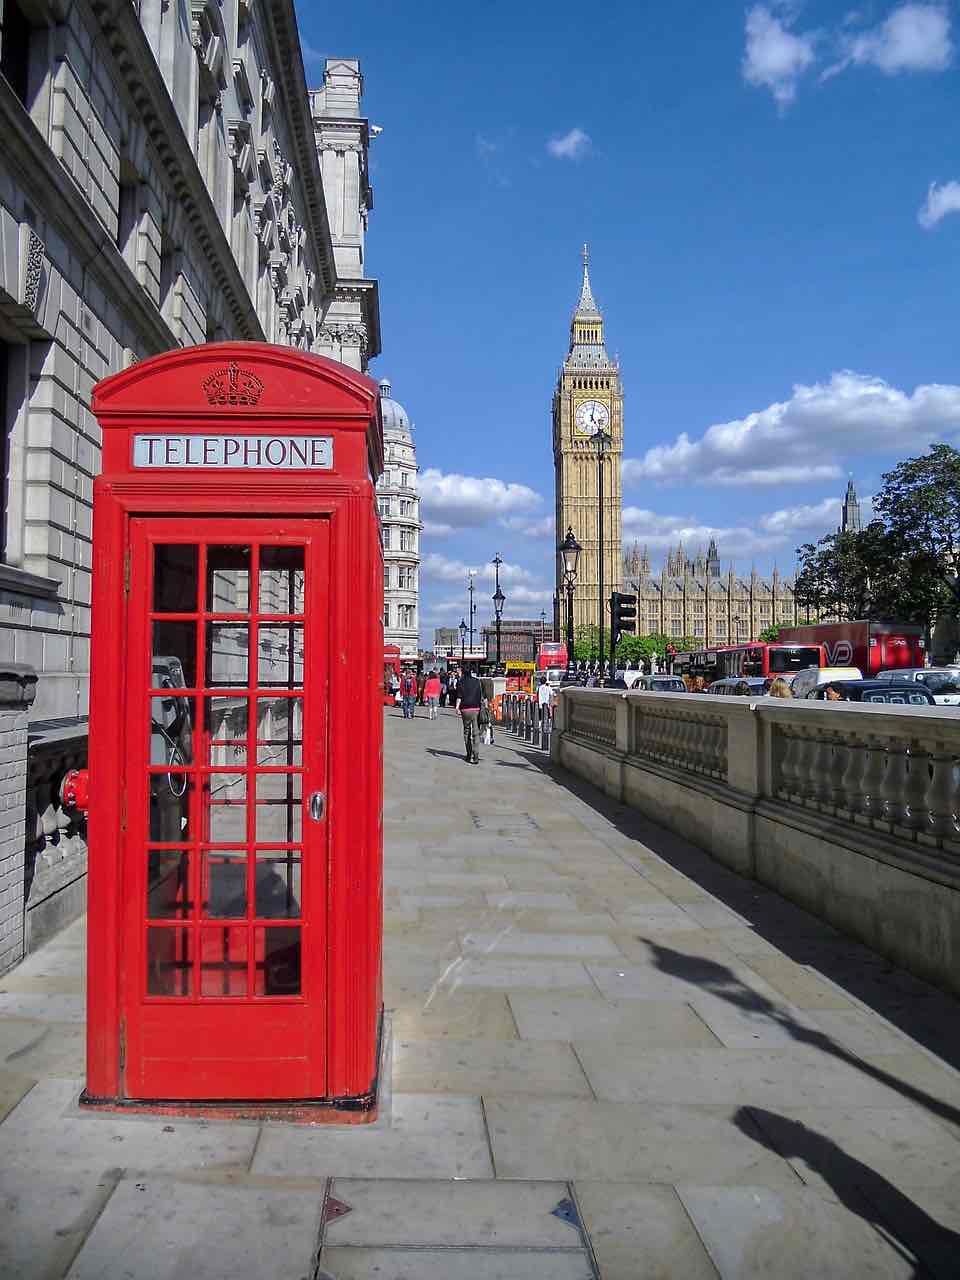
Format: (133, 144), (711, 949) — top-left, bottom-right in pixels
(676, 641), (825, 687)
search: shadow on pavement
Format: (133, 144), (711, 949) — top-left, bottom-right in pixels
(736, 1107), (960, 1279)
(645, 939), (960, 1134)
(504, 743), (960, 1074)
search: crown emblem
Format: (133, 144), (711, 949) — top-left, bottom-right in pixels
(202, 362), (265, 406)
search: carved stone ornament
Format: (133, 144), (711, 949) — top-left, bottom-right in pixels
(202, 362), (265, 406)
(22, 230), (45, 312)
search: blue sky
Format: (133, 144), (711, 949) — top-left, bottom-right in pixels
(297, 1), (960, 642)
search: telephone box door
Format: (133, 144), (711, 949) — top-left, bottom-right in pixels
(123, 517), (328, 1100)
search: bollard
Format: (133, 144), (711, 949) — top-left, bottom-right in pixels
(540, 704), (551, 752)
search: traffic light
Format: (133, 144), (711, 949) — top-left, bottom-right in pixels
(610, 591), (637, 652)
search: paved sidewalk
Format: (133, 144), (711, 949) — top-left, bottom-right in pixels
(2, 705), (960, 1277)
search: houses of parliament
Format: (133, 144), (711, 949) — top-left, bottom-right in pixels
(552, 251), (865, 645)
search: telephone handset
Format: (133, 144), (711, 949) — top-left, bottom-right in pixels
(151, 656), (192, 798)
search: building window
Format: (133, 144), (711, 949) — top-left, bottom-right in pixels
(383, 603), (390, 627)
(399, 528), (416, 552)
(399, 499), (413, 516)
(398, 604), (416, 630)
(670, 620), (682, 637)
(397, 566), (416, 590)
(1, 0), (32, 106)
(377, 498), (390, 518)
(382, 527), (391, 549)
(693, 623), (704, 637)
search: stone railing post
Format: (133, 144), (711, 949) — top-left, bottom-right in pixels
(0, 664), (37, 976)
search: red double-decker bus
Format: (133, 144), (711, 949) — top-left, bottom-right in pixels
(537, 641), (568, 670)
(678, 641), (825, 685)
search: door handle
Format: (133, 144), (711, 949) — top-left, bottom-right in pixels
(309, 791), (326, 822)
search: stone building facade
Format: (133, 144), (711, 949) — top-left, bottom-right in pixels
(377, 379), (419, 659)
(553, 247), (623, 629)
(0, 0), (379, 970)
(623, 541), (797, 645)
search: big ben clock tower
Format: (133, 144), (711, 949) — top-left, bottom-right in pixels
(553, 246), (623, 631)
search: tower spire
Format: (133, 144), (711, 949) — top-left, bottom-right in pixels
(575, 244), (600, 317)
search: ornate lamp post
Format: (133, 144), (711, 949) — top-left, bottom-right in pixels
(459, 617), (467, 665)
(559, 526), (582, 675)
(467, 572), (476, 654)
(491, 553), (504, 668)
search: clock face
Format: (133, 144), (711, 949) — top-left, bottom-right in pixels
(574, 399), (610, 435)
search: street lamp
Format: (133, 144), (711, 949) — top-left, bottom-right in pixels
(559, 526), (581, 675)
(593, 427), (611, 679)
(540, 609), (547, 645)
(467, 572), (477, 654)
(459, 617), (467, 664)
(492, 553), (505, 668)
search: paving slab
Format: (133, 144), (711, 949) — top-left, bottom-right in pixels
(252, 1093), (493, 1179)
(0, 1017), (85, 1077)
(574, 1181), (719, 1280)
(485, 1098), (802, 1184)
(448, 957), (595, 990)
(461, 930), (623, 959)
(508, 993), (721, 1047)
(393, 1037), (591, 1097)
(66, 1177), (322, 1280)
(390, 992), (518, 1041)
(319, 1247), (595, 1278)
(324, 1178), (578, 1247)
(676, 1183), (917, 1278)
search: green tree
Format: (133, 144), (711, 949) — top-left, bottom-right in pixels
(758, 624), (781, 642)
(573, 623), (599, 662)
(872, 443), (960, 620)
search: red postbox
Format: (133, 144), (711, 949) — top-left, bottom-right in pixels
(83, 344), (383, 1119)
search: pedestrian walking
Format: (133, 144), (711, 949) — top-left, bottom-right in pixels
(537, 674), (553, 731)
(400, 668), (417, 719)
(455, 668), (483, 763)
(424, 670), (441, 720)
(439, 669), (449, 708)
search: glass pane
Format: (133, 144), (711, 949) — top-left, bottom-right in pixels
(204, 695), (248, 766)
(256, 926), (301, 996)
(147, 850), (190, 919)
(147, 927), (192, 996)
(153, 545), (198, 613)
(206, 624), (249, 687)
(255, 696), (302, 766)
(259, 547), (305, 615)
(153, 622), (196, 688)
(255, 772), (302, 842)
(149, 773), (191, 841)
(206, 545), (250, 613)
(203, 850), (247, 918)
(258, 624), (304, 688)
(199, 926), (248, 997)
(206, 773), (247, 843)
(256, 851), (301, 919)
(151, 693), (194, 766)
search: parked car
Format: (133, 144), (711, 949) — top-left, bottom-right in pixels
(627, 674), (687, 693)
(790, 666), (863, 699)
(810, 680), (937, 706)
(873, 667), (960, 706)
(706, 677), (769, 696)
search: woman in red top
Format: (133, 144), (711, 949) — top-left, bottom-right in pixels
(423, 671), (442, 720)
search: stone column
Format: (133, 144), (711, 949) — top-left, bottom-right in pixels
(0, 664), (37, 976)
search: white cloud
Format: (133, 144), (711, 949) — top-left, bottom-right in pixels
(757, 497), (841, 534)
(622, 508), (786, 557)
(834, 3), (952, 75)
(546, 127), (592, 160)
(422, 521), (454, 538)
(501, 585), (556, 606)
(419, 469), (542, 529)
(918, 179), (960, 228)
(422, 552), (536, 587)
(742, 5), (817, 107)
(623, 371), (960, 487)
(500, 514), (555, 539)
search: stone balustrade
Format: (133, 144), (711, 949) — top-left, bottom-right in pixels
(553, 688), (960, 995)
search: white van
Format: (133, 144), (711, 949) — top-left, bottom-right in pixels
(790, 666), (863, 699)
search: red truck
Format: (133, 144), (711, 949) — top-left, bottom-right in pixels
(777, 621), (924, 678)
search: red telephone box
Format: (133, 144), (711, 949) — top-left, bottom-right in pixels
(83, 344), (383, 1118)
